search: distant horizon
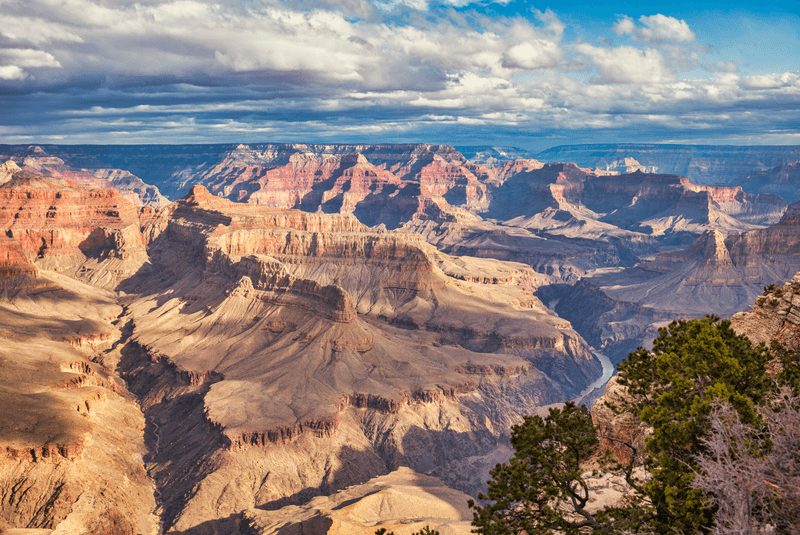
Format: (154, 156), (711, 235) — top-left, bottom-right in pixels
(3, 141), (800, 153)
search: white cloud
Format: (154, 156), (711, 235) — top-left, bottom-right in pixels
(613, 14), (695, 44)
(0, 65), (28, 80)
(739, 72), (800, 90)
(1, 49), (61, 68)
(0, 16), (85, 45)
(575, 44), (671, 84)
(501, 40), (562, 70)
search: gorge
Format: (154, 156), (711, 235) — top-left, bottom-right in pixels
(1, 142), (799, 534)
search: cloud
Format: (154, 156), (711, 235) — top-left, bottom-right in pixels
(0, 15), (85, 45)
(0, 1), (796, 147)
(575, 44), (671, 84)
(739, 72), (800, 90)
(1, 49), (61, 68)
(501, 40), (562, 70)
(613, 14), (695, 44)
(0, 65), (28, 80)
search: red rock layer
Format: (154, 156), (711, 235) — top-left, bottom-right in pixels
(0, 171), (143, 266)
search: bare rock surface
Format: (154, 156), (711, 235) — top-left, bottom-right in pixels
(0, 170), (607, 534)
(537, 144), (800, 200)
(590, 377), (650, 467)
(550, 205), (800, 362)
(731, 271), (800, 350)
(241, 467), (474, 535)
(0, 147), (168, 207)
(108, 185), (600, 532)
(4, 144), (799, 533)
(0, 270), (157, 534)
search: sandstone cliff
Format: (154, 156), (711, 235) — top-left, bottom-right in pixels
(0, 269), (157, 534)
(0, 168), (148, 288)
(0, 172), (606, 534)
(0, 147), (168, 207)
(111, 185), (600, 532)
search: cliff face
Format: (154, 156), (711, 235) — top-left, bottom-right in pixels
(113, 185), (601, 532)
(0, 145), (169, 207)
(0, 172), (605, 534)
(548, 203), (800, 363)
(731, 271), (800, 350)
(537, 144), (800, 197)
(0, 266), (157, 534)
(1, 144), (791, 292)
(0, 169), (148, 288)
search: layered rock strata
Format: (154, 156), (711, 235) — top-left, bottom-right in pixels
(0, 270), (157, 534)
(536, 144), (800, 196)
(0, 169), (148, 289)
(0, 146), (168, 207)
(0, 171), (606, 534)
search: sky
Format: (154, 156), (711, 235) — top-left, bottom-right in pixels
(0, 0), (799, 150)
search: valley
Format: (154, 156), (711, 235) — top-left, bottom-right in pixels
(0, 142), (799, 534)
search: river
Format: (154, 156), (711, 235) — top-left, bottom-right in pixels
(578, 349), (615, 398)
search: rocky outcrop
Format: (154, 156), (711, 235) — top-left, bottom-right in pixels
(0, 270), (157, 534)
(0, 147), (168, 207)
(590, 377), (650, 467)
(0, 170), (147, 283)
(81, 182), (601, 531)
(241, 467), (474, 535)
(731, 272), (800, 351)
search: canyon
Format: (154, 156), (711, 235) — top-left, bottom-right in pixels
(1, 141), (799, 534)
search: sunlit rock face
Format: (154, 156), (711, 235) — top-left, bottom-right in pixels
(549, 204), (800, 363)
(0, 145), (169, 208)
(731, 271), (800, 351)
(0, 171), (603, 534)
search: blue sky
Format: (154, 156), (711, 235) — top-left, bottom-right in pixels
(0, 0), (798, 150)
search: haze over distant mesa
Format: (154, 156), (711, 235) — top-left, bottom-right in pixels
(0, 1), (798, 148)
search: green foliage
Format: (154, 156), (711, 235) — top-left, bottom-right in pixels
(472, 315), (800, 535)
(616, 316), (774, 534)
(770, 340), (800, 395)
(469, 402), (648, 534)
(763, 283), (776, 295)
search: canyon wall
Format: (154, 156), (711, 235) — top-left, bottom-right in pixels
(0, 170), (604, 534)
(537, 144), (800, 201)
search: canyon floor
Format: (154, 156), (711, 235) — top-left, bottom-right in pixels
(0, 143), (798, 534)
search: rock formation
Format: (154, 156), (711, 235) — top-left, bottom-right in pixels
(549, 201), (800, 362)
(3, 141), (800, 533)
(241, 467), (474, 535)
(536, 144), (800, 196)
(0, 170), (603, 534)
(731, 271), (800, 351)
(0, 146), (168, 207)
(0, 270), (157, 534)
(590, 377), (650, 467)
